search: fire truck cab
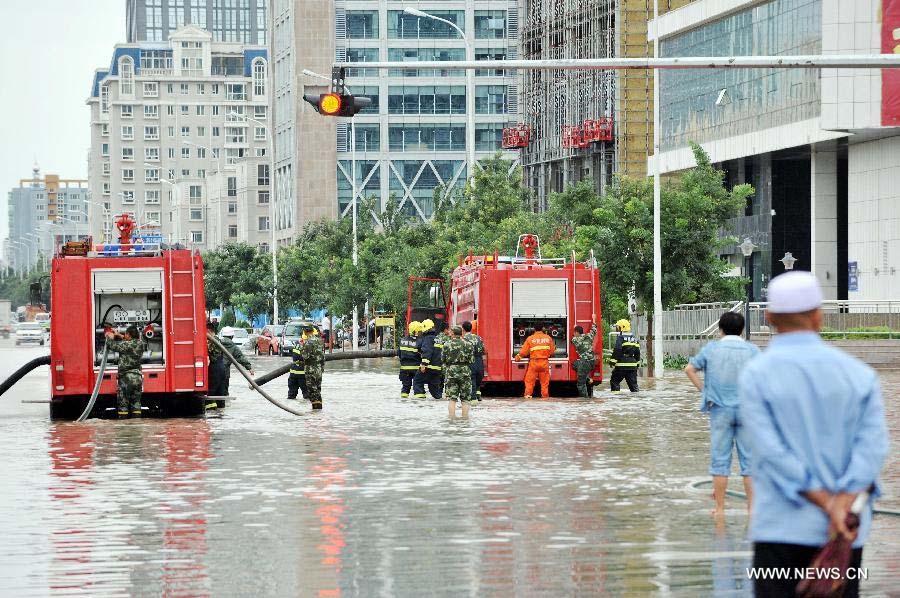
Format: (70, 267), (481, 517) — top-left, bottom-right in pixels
(447, 235), (603, 395)
(48, 217), (208, 419)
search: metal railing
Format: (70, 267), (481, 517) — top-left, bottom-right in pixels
(633, 300), (900, 340)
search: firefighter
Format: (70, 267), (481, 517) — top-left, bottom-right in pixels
(572, 322), (598, 397)
(414, 319), (443, 399)
(206, 321), (226, 409)
(105, 324), (146, 418)
(462, 320), (486, 401)
(398, 321), (422, 398)
(514, 323), (555, 399)
(218, 326), (254, 401)
(609, 319), (640, 392)
(443, 325), (474, 419)
(299, 325), (325, 410)
(287, 334), (306, 402)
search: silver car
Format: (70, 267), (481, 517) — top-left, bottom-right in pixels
(279, 321), (313, 356)
(219, 327), (255, 353)
(15, 322), (46, 346)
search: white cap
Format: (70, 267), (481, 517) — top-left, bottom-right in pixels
(220, 326), (235, 337)
(767, 271), (823, 314)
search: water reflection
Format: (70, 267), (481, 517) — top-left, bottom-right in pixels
(0, 347), (895, 596)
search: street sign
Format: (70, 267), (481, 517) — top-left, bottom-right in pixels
(848, 261), (859, 292)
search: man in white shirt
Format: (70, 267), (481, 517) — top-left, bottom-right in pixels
(320, 312), (332, 349)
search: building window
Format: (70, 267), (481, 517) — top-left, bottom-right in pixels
(190, 209), (203, 221)
(198, 126), (206, 137)
(197, 169), (205, 178)
(198, 83), (206, 95)
(257, 164), (269, 186)
(228, 201), (237, 214)
(180, 83), (189, 95)
(102, 162), (111, 175)
(196, 105), (206, 116)
(258, 190), (269, 204)
(167, 105), (175, 116)
(101, 143), (109, 157)
(145, 147), (160, 161)
(352, 124), (380, 151)
(255, 148), (266, 157)
(388, 125), (466, 151)
(474, 85), (508, 114)
(475, 123), (504, 151)
(121, 125), (134, 140)
(348, 11), (379, 38)
(121, 190), (135, 203)
(212, 83), (219, 95)
(226, 127), (246, 144)
(141, 49), (172, 72)
(144, 104), (159, 119)
(258, 243), (269, 253)
(145, 168), (160, 183)
(227, 177), (237, 197)
(474, 11), (507, 39)
(168, 126), (176, 137)
(181, 126), (190, 137)
(254, 106), (267, 120)
(254, 126), (267, 141)
(143, 82), (159, 98)
(253, 58), (267, 97)
(191, 230), (203, 243)
(225, 84), (246, 101)
(121, 105), (133, 118)
(212, 105), (220, 116)
(228, 225), (238, 238)
(167, 83), (174, 94)
(100, 123), (109, 137)
(168, 168), (176, 179)
(258, 216), (270, 231)
(168, 148), (176, 159)
(122, 147), (135, 161)
(181, 168), (190, 177)
(189, 185), (202, 203)
(144, 126), (160, 140)
(119, 56), (135, 96)
(103, 182), (111, 195)
(181, 104), (190, 115)
(197, 147), (207, 158)
(347, 48), (379, 77)
(145, 211), (161, 224)
(145, 189), (161, 204)
(213, 126), (221, 137)
(388, 86), (465, 115)
(168, 0), (185, 28)
(388, 10), (463, 39)
(182, 147), (191, 158)
(100, 84), (110, 114)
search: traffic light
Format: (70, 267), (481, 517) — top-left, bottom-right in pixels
(303, 92), (372, 117)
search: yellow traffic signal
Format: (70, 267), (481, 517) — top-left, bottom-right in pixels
(319, 93), (342, 116)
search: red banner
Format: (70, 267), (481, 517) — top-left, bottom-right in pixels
(883, 0), (900, 124)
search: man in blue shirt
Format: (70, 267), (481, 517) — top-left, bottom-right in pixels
(740, 272), (889, 597)
(685, 311), (760, 518)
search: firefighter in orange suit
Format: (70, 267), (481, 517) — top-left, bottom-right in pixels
(514, 322), (555, 399)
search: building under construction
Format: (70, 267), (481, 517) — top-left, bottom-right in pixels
(519, 0), (691, 209)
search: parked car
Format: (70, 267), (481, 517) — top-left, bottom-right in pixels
(219, 327), (255, 353)
(255, 325), (284, 356)
(279, 321), (314, 356)
(15, 322), (46, 346)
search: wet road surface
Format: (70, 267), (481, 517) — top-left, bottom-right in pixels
(0, 340), (897, 596)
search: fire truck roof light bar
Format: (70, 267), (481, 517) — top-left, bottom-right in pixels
(339, 55), (900, 71)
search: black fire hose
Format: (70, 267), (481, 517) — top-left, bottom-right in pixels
(0, 355), (51, 399)
(252, 349), (396, 387)
(208, 333), (310, 417)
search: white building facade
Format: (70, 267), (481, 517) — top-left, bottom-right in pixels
(651, 0), (900, 301)
(87, 26), (269, 250)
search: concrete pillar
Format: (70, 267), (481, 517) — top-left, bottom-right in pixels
(811, 145), (839, 299)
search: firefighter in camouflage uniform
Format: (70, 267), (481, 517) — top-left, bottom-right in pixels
(572, 322), (598, 397)
(442, 325), (474, 418)
(105, 325), (147, 418)
(299, 325), (325, 409)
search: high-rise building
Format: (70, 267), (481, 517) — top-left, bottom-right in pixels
(6, 165), (90, 273)
(519, 0), (692, 210)
(127, 0), (268, 44)
(87, 26), (270, 250)
(271, 0), (520, 241)
(652, 0), (900, 301)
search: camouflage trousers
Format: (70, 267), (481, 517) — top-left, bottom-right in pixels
(117, 370), (143, 414)
(304, 373), (322, 405)
(443, 365), (473, 403)
(574, 358), (596, 397)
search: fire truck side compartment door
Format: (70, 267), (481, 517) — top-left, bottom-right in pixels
(93, 270), (163, 294)
(511, 279), (567, 317)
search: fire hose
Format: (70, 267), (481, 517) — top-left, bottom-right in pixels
(0, 355), (52, 398)
(77, 340), (109, 422)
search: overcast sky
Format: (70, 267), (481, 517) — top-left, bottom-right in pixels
(0, 0), (124, 247)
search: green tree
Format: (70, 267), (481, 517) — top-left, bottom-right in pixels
(203, 243), (273, 321)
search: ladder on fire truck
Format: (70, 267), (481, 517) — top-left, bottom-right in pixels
(572, 250), (598, 327)
(168, 250), (202, 393)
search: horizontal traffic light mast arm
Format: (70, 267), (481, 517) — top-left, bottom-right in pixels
(339, 55), (900, 70)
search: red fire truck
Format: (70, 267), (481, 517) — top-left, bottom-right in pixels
(48, 216), (209, 419)
(412, 234), (603, 395)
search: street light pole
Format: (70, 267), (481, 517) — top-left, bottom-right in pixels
(739, 238), (757, 341)
(229, 111), (278, 325)
(404, 7), (475, 181)
(652, 0), (663, 378)
(303, 68), (360, 347)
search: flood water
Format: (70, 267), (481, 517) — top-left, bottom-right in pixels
(0, 340), (897, 596)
